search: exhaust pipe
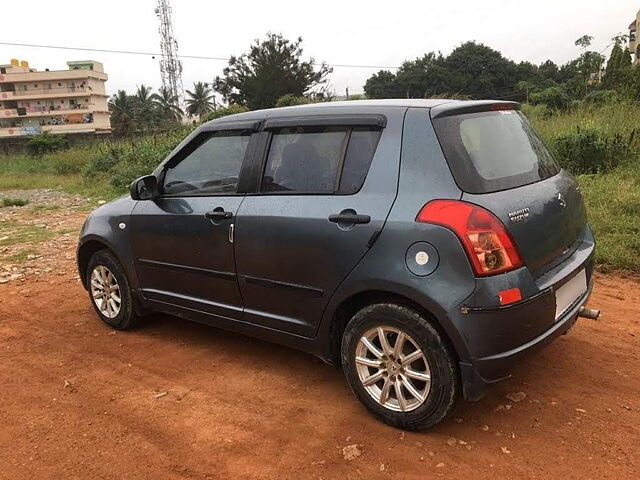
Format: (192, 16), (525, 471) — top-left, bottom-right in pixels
(578, 306), (600, 320)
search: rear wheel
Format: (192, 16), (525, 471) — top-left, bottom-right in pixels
(341, 303), (459, 430)
(87, 250), (139, 330)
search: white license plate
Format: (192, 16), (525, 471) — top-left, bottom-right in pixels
(555, 269), (587, 319)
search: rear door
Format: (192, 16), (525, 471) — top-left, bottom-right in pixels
(431, 106), (586, 275)
(233, 113), (401, 336)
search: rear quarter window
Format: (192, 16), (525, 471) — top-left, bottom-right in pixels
(432, 110), (560, 193)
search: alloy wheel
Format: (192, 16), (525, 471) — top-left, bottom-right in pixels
(354, 326), (431, 412)
(90, 265), (121, 319)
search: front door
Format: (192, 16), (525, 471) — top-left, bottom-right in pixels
(132, 130), (252, 319)
(235, 120), (400, 336)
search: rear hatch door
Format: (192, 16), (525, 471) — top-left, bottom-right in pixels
(431, 103), (587, 275)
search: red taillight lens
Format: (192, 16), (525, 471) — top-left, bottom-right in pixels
(416, 200), (523, 276)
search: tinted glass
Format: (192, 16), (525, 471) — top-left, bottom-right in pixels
(338, 127), (381, 194)
(163, 132), (250, 195)
(433, 110), (560, 193)
(261, 126), (348, 192)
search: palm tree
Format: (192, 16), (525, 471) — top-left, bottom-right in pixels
(134, 84), (156, 127)
(108, 90), (136, 134)
(185, 82), (215, 120)
(152, 87), (183, 122)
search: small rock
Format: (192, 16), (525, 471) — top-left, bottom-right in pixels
(480, 425), (490, 431)
(342, 444), (363, 461)
(446, 437), (457, 446)
(436, 463), (445, 468)
(98, 200), (106, 205)
(379, 464), (385, 472)
(575, 408), (587, 413)
(501, 447), (511, 454)
(153, 391), (168, 399)
(495, 404), (512, 412)
(505, 391), (527, 403)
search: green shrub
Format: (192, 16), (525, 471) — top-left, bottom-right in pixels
(552, 127), (633, 174)
(275, 94), (310, 107)
(25, 131), (70, 156)
(47, 148), (90, 174)
(1, 197), (29, 207)
(584, 89), (618, 105)
(203, 105), (249, 122)
(530, 86), (570, 110)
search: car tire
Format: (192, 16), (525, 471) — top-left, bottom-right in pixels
(341, 303), (459, 430)
(86, 250), (140, 330)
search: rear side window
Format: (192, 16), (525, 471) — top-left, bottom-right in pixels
(432, 110), (560, 193)
(163, 131), (250, 195)
(261, 126), (381, 194)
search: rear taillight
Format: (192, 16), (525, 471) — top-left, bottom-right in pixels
(416, 200), (523, 276)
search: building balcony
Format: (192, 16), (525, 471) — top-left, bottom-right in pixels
(0, 122), (111, 138)
(0, 69), (107, 84)
(1, 104), (100, 118)
(0, 86), (108, 101)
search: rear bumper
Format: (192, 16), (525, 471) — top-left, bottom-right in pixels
(459, 279), (592, 400)
(456, 225), (595, 401)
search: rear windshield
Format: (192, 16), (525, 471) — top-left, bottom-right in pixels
(432, 110), (560, 193)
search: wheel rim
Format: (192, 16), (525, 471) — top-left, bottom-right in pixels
(90, 265), (121, 319)
(355, 326), (431, 412)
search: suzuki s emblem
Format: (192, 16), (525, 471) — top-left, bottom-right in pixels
(556, 193), (567, 208)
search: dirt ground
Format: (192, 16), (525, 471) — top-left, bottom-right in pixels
(0, 190), (639, 480)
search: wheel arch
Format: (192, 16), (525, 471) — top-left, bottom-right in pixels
(325, 288), (466, 367)
(77, 236), (129, 290)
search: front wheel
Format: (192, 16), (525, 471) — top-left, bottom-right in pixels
(86, 250), (139, 330)
(341, 303), (459, 430)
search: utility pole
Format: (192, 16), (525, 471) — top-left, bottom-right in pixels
(155, 0), (185, 109)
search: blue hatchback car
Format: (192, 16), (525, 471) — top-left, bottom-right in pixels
(78, 100), (595, 429)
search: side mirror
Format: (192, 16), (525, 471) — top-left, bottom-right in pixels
(130, 175), (159, 201)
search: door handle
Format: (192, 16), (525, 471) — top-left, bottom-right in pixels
(205, 210), (233, 220)
(328, 213), (371, 224)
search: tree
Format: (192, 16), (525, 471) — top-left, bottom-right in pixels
(213, 33), (332, 110)
(108, 90), (136, 134)
(364, 70), (397, 99)
(185, 82), (215, 120)
(575, 35), (594, 51)
(152, 87), (184, 122)
(133, 85), (156, 128)
(603, 38), (632, 88)
(443, 42), (519, 99)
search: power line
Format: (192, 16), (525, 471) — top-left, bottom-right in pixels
(0, 41), (400, 70)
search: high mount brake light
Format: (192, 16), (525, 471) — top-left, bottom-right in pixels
(489, 103), (515, 111)
(416, 200), (523, 276)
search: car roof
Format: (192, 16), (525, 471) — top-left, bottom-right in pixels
(202, 99), (456, 126)
(202, 98), (520, 127)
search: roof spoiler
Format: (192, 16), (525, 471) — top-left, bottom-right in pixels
(430, 100), (520, 119)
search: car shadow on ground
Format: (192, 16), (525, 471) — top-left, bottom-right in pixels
(131, 310), (581, 433)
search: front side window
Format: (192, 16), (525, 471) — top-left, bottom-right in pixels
(261, 125), (381, 194)
(163, 131), (250, 196)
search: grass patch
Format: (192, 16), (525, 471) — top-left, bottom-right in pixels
(3, 247), (39, 263)
(0, 220), (57, 247)
(1, 197), (29, 207)
(31, 204), (62, 213)
(577, 161), (640, 273)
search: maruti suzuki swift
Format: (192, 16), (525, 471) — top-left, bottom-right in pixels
(78, 99), (596, 430)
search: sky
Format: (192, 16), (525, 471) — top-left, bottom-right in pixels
(1, 0), (638, 100)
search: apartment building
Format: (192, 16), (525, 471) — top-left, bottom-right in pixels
(629, 10), (640, 64)
(0, 59), (111, 138)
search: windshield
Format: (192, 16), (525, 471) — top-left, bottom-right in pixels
(432, 110), (560, 193)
